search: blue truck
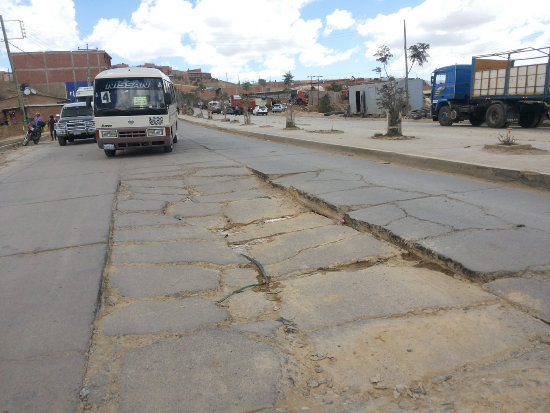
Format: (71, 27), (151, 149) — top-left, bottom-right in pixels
(431, 47), (549, 128)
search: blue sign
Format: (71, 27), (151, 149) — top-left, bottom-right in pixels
(65, 81), (93, 101)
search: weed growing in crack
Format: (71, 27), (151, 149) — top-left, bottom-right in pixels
(497, 128), (517, 145)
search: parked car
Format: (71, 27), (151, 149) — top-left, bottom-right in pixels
(55, 101), (95, 146)
(272, 104), (285, 112)
(253, 105), (268, 116)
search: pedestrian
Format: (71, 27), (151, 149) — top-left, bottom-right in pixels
(34, 112), (42, 124)
(48, 114), (57, 140)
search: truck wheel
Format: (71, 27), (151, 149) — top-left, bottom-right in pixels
(486, 104), (506, 128)
(469, 112), (484, 126)
(58, 136), (66, 146)
(104, 149), (116, 157)
(438, 106), (453, 126)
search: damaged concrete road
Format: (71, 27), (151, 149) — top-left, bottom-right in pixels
(79, 133), (550, 412)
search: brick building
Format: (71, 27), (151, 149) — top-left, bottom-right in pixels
(11, 50), (112, 99)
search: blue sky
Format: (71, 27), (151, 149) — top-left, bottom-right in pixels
(1, 0), (549, 83)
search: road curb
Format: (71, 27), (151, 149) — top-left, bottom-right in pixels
(181, 118), (550, 190)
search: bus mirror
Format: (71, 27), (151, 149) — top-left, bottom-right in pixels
(164, 93), (172, 105)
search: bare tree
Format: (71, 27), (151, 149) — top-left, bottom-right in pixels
(242, 81), (252, 125)
(283, 71), (296, 128)
(376, 80), (407, 136)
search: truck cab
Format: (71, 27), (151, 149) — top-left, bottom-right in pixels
(431, 64), (472, 122)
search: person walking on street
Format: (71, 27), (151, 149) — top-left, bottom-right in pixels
(48, 114), (57, 140)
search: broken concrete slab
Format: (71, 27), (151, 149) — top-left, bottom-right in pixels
(113, 225), (217, 243)
(263, 234), (397, 277)
(123, 179), (186, 188)
(118, 329), (284, 412)
(166, 201), (223, 218)
(227, 213), (333, 244)
(108, 265), (220, 298)
(114, 213), (182, 228)
(386, 216), (453, 241)
(418, 228), (550, 275)
(117, 199), (167, 212)
(347, 204), (406, 227)
(397, 197), (511, 230)
(307, 305), (550, 391)
(110, 240), (249, 265)
(248, 225), (363, 265)
(192, 167), (251, 177)
(129, 193), (186, 202)
(225, 197), (305, 225)
(191, 177), (260, 195)
(101, 298), (229, 335)
(485, 277), (550, 322)
(318, 186), (425, 209)
(280, 266), (495, 330)
(233, 320), (283, 338)
(126, 186), (189, 196)
(193, 189), (268, 203)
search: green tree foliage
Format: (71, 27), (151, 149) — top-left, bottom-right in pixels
(327, 83), (343, 92)
(318, 94), (333, 113)
(407, 42), (430, 76)
(283, 71), (294, 89)
(374, 45), (393, 77)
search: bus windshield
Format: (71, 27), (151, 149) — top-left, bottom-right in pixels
(94, 77), (167, 116)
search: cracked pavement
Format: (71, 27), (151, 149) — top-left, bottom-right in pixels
(79, 133), (550, 412)
(2, 121), (550, 413)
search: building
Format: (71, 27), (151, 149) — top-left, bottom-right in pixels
(349, 78), (424, 116)
(11, 50), (112, 100)
(178, 68), (212, 84)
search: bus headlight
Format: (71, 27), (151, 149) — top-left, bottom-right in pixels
(101, 130), (118, 138)
(147, 128), (165, 137)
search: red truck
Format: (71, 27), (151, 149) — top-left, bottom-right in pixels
(230, 95), (256, 114)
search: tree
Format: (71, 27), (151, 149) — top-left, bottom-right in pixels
(258, 78), (267, 87)
(283, 71), (294, 89)
(242, 81), (252, 125)
(374, 45), (393, 77)
(318, 94), (333, 113)
(194, 83), (206, 117)
(407, 42), (430, 77)
(376, 80), (407, 136)
(327, 83), (343, 92)
(373, 67), (382, 78)
(283, 71), (296, 128)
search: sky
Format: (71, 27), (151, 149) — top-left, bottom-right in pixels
(1, 0), (549, 84)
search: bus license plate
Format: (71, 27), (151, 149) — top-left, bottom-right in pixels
(104, 144), (115, 150)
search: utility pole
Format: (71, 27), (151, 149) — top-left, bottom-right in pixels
(1, 15), (28, 128)
(309, 75), (323, 106)
(403, 20), (410, 113)
(78, 43), (91, 86)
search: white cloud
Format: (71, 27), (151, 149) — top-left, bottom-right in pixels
(82, 0), (356, 82)
(324, 9), (355, 35)
(2, 0), (80, 54)
(357, 0), (550, 78)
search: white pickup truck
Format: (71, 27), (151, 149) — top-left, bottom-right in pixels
(55, 102), (95, 146)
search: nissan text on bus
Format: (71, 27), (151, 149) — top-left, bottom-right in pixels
(93, 67), (178, 157)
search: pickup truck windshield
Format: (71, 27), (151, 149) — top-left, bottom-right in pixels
(61, 106), (93, 117)
(94, 77), (167, 116)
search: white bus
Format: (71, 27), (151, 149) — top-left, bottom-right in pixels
(93, 67), (178, 157)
